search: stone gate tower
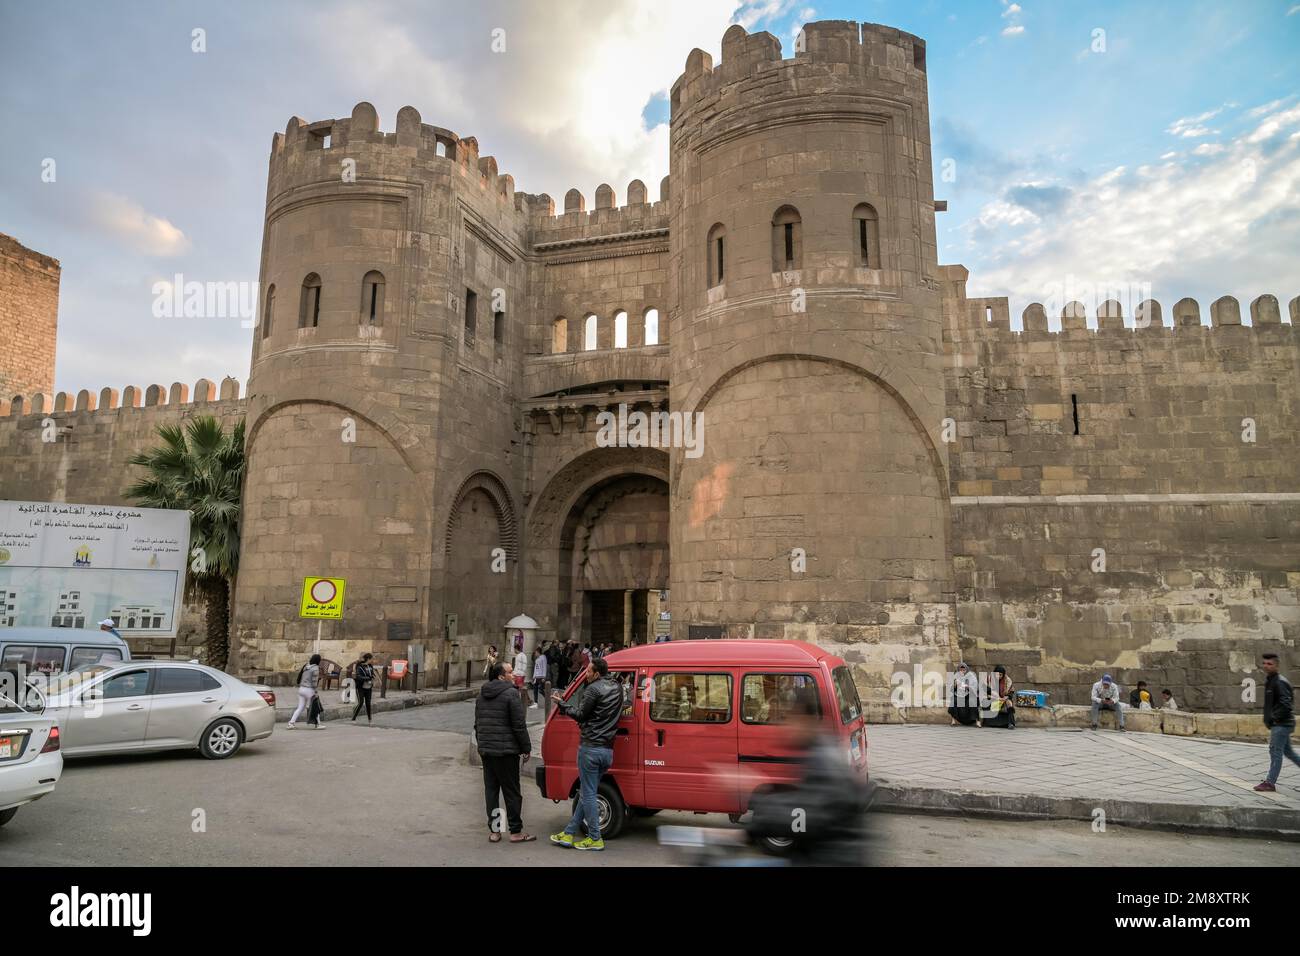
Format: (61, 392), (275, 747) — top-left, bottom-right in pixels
(233, 103), (533, 674)
(666, 22), (955, 695)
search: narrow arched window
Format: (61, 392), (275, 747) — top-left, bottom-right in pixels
(361, 271), (385, 326)
(299, 273), (321, 328)
(552, 316), (568, 353)
(584, 313), (598, 351)
(643, 308), (659, 346)
(614, 310), (628, 348)
(772, 206), (802, 271)
(261, 284), (275, 339)
(707, 223), (726, 287)
(853, 203), (880, 268)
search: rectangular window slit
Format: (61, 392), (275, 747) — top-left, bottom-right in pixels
(1071, 393), (1080, 435)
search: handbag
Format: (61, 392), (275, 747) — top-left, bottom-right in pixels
(340, 678), (356, 705)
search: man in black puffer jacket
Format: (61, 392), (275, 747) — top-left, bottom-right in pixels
(474, 663), (535, 842)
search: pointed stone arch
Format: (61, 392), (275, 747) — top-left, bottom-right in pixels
(444, 470), (518, 561)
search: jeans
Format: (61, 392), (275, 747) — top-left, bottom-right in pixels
(1091, 700), (1124, 728)
(1267, 725), (1300, 784)
(565, 744), (614, 841)
(289, 687), (314, 724)
(352, 686), (372, 720)
(533, 678), (546, 701)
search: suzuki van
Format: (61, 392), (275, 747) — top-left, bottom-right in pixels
(535, 639), (867, 842)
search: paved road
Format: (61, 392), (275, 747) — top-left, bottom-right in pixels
(1, 703), (1293, 866)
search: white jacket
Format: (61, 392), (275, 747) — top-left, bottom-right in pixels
(1091, 680), (1121, 704)
(514, 652), (528, 677)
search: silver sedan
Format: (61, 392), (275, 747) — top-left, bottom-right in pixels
(36, 660), (275, 759)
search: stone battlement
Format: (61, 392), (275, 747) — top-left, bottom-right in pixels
(671, 20), (927, 115)
(954, 293), (1300, 333)
(2, 376), (242, 418)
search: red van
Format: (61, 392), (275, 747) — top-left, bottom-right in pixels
(535, 640), (867, 842)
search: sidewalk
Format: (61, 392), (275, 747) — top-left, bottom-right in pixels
(868, 724), (1300, 840)
(273, 685), (476, 723)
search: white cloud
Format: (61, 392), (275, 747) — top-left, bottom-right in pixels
(1002, 3), (1022, 17)
(1288, 4), (1299, 14)
(962, 112), (1300, 316)
(1167, 107), (1223, 138)
(89, 193), (190, 257)
(313, 0), (750, 208)
(1247, 103), (1300, 143)
(1001, 24), (1025, 36)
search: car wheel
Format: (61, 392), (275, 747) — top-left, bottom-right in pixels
(200, 718), (243, 759)
(755, 833), (797, 856)
(0, 807), (17, 828)
(570, 781), (627, 840)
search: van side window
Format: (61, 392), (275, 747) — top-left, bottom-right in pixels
(741, 673), (821, 724)
(649, 673), (732, 723)
(69, 647), (123, 670)
(1, 645), (66, 676)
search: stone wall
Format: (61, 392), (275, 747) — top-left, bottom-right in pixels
(0, 233), (59, 399)
(943, 269), (1300, 711)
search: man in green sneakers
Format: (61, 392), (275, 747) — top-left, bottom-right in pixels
(549, 657), (623, 851)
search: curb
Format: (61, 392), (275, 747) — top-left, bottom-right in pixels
(275, 687), (477, 724)
(872, 782), (1300, 842)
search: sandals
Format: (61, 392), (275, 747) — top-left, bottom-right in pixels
(488, 832), (503, 843)
(510, 833), (537, 843)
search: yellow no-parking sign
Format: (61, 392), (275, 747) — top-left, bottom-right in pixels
(300, 576), (346, 619)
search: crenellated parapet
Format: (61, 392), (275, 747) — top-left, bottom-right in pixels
(671, 20), (928, 121)
(269, 102), (548, 219)
(2, 376), (243, 419)
(949, 292), (1300, 336)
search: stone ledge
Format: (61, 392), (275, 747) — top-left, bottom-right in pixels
(873, 784), (1300, 842)
(866, 702), (1292, 743)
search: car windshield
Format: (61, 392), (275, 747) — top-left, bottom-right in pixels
(831, 665), (863, 723)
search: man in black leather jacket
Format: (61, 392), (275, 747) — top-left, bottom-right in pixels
(549, 657), (623, 850)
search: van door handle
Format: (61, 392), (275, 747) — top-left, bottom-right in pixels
(657, 730), (665, 747)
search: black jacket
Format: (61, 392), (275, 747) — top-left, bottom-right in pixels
(475, 679), (531, 756)
(1264, 673), (1295, 729)
(557, 676), (623, 748)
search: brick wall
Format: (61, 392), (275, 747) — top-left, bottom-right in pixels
(0, 233), (59, 398)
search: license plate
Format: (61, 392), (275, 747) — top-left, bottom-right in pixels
(0, 737), (12, 759)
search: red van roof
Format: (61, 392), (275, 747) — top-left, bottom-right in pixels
(603, 640), (841, 669)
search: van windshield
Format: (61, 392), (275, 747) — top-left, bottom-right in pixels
(831, 666), (863, 723)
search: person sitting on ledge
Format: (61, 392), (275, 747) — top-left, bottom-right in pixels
(1160, 689), (1178, 711)
(980, 665), (1015, 729)
(1129, 680), (1155, 710)
(948, 662), (981, 727)
(1091, 673), (1125, 731)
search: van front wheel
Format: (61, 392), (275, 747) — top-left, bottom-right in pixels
(572, 781), (627, 840)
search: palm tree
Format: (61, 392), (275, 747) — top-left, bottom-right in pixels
(126, 416), (245, 668)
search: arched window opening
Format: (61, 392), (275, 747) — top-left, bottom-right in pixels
(298, 273), (321, 328)
(614, 310), (628, 348)
(584, 314), (598, 351)
(706, 223), (726, 287)
(643, 308), (660, 346)
(771, 206), (802, 271)
(261, 284), (275, 339)
(552, 316), (568, 354)
(361, 271), (385, 326)
(853, 203), (880, 269)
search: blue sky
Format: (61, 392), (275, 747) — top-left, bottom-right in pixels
(1, 0), (1297, 394)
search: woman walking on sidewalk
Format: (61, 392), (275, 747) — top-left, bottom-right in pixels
(531, 646), (548, 710)
(351, 652), (377, 724)
(288, 654), (322, 729)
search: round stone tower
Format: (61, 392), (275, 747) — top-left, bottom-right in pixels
(233, 102), (531, 677)
(666, 21), (955, 698)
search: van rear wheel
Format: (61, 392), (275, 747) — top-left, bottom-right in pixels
(0, 807), (17, 828)
(571, 781), (627, 840)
